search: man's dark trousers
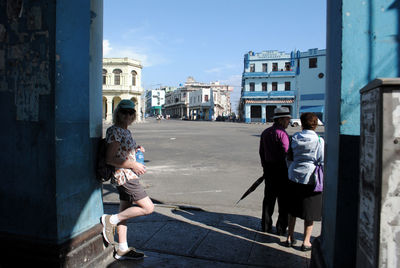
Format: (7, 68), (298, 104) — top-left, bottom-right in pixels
(261, 165), (288, 234)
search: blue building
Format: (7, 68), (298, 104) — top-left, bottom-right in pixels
(240, 49), (326, 123)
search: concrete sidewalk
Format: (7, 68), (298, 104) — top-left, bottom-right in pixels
(101, 203), (314, 268)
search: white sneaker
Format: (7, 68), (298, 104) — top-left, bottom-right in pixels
(100, 214), (116, 245)
(115, 247), (144, 260)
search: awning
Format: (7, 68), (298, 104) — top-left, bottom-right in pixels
(300, 106), (324, 113)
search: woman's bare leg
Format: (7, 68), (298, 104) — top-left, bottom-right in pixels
(117, 197), (154, 243)
(303, 220), (313, 247)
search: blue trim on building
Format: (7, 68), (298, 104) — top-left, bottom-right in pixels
(243, 71), (295, 78)
(269, 71), (296, 77)
(242, 91), (295, 98)
(300, 105), (324, 113)
(300, 93), (325, 100)
(246, 57), (292, 61)
(243, 72), (268, 78)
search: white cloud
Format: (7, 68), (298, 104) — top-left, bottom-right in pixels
(103, 43), (168, 67)
(205, 64), (237, 74)
(172, 37), (185, 44)
(103, 40), (112, 56)
(219, 74), (242, 87)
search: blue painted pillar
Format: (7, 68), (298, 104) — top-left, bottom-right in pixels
(55, 0), (103, 239)
(0, 0), (107, 266)
(245, 104), (251, 123)
(311, 1), (400, 268)
(261, 104), (266, 123)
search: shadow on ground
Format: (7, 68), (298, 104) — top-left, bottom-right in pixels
(103, 203), (310, 268)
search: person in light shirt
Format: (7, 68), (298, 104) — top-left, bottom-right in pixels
(285, 112), (324, 251)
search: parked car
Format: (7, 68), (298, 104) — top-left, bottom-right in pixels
(216, 115), (225, 121)
(290, 119), (301, 127)
(290, 118), (324, 127)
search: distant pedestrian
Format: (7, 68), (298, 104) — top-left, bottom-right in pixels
(285, 112), (324, 251)
(259, 107), (291, 235)
(101, 99), (154, 260)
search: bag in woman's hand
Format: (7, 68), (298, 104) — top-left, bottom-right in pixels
(313, 164), (323, 192)
(96, 138), (116, 182)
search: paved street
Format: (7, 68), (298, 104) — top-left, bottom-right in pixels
(102, 119), (324, 267)
(103, 118), (324, 215)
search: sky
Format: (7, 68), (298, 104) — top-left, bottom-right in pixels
(103, 0), (327, 112)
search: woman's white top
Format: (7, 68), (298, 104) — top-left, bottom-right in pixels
(288, 129), (324, 184)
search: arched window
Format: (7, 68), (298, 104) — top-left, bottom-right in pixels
(102, 69), (107, 85)
(113, 69), (122, 85)
(131, 70), (137, 86)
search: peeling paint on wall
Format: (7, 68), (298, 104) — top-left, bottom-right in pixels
(1, 1), (52, 121)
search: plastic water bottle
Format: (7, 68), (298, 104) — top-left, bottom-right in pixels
(135, 149), (145, 165)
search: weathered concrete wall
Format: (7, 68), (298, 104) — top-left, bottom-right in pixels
(380, 87), (400, 268)
(0, 0), (103, 245)
(0, 0), (53, 122)
(0, 0), (58, 240)
(358, 80), (400, 268)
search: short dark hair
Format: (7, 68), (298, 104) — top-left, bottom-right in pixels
(300, 112), (318, 130)
(274, 117), (289, 126)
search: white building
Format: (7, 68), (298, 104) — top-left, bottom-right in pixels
(102, 57), (144, 122)
(189, 87), (232, 120)
(163, 77), (232, 120)
(145, 89), (165, 116)
(189, 88), (212, 120)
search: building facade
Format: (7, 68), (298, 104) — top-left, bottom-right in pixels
(102, 57), (144, 122)
(210, 82), (232, 117)
(296, 49), (326, 119)
(240, 49), (326, 123)
(188, 87), (232, 120)
(163, 77), (232, 119)
(145, 89), (165, 116)
(163, 87), (189, 118)
(189, 88), (212, 120)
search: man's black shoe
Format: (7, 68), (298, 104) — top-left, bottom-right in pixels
(276, 227), (287, 236)
(261, 224), (273, 233)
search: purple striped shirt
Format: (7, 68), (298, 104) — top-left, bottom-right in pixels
(259, 123), (290, 168)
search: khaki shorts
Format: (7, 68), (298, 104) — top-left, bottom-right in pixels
(116, 178), (148, 203)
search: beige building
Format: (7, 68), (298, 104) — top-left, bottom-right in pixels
(102, 58), (144, 122)
(163, 77), (232, 119)
(189, 87), (232, 120)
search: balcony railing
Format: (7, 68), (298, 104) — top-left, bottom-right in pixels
(243, 70), (295, 78)
(102, 84), (143, 93)
(242, 90), (295, 98)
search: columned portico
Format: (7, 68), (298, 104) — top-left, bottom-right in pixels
(102, 58), (144, 123)
(242, 91), (295, 123)
(106, 98), (113, 121)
